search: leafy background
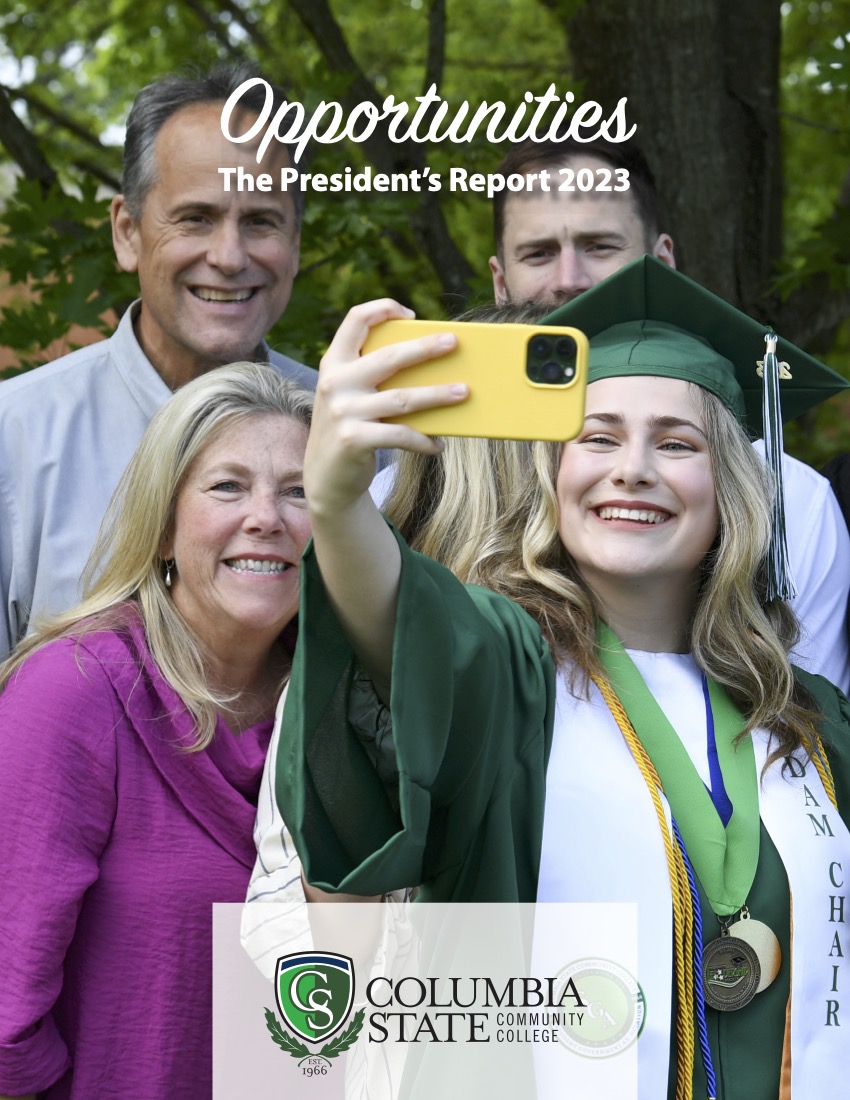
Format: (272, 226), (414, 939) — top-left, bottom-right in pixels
(1, 0), (849, 465)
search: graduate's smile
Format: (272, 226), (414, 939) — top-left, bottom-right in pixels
(557, 376), (719, 595)
(592, 501), (673, 526)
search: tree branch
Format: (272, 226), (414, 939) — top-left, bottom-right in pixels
(286, 0), (380, 106)
(215, 0), (278, 59)
(0, 86), (56, 193)
(778, 110), (848, 136)
(9, 84), (115, 154)
(286, 0), (474, 302)
(773, 279), (850, 353)
(178, 0), (243, 53)
(69, 156), (121, 192)
(1, 85), (120, 190)
(422, 0), (447, 96)
(177, 0), (285, 63)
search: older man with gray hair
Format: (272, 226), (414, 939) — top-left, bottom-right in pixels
(0, 64), (313, 657)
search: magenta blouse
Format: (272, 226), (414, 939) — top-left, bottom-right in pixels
(0, 607), (272, 1098)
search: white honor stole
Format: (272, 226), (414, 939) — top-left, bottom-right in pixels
(539, 674), (674, 1100)
(752, 732), (850, 1098)
(539, 669), (850, 1100)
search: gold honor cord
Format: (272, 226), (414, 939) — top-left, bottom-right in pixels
(591, 672), (696, 1100)
(592, 663), (837, 1100)
(812, 744), (838, 812)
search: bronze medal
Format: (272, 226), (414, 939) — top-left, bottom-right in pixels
(729, 910), (781, 994)
(702, 934), (761, 1011)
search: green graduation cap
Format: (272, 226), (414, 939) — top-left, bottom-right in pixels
(542, 255), (848, 435)
(542, 255), (850, 601)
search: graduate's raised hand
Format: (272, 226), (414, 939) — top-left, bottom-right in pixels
(304, 299), (467, 517)
(304, 299), (467, 699)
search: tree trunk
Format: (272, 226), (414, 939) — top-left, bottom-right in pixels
(565, 0), (783, 313)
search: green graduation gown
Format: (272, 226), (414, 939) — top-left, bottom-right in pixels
(279, 531), (850, 1099)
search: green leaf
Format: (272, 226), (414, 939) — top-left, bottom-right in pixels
(318, 1007), (365, 1060)
(263, 1007), (311, 1059)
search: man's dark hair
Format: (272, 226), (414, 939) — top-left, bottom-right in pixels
(121, 62), (304, 224)
(492, 138), (662, 258)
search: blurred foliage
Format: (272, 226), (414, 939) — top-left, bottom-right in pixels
(0, 175), (137, 371)
(0, 0), (567, 368)
(777, 0), (850, 464)
(779, 1), (850, 289)
(1, 0), (850, 466)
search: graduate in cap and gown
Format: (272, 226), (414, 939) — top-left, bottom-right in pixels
(278, 257), (850, 1099)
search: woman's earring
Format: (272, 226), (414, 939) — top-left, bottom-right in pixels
(164, 560), (174, 589)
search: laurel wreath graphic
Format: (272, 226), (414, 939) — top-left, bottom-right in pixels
(264, 1006), (365, 1061)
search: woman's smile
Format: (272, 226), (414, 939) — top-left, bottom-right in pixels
(557, 375), (719, 596)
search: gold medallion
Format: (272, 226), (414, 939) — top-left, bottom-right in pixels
(729, 909), (781, 993)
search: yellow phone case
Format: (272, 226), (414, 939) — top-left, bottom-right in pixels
(364, 319), (588, 441)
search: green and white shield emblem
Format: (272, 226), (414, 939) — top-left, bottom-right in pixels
(275, 952), (355, 1044)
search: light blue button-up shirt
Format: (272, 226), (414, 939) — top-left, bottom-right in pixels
(0, 303), (315, 657)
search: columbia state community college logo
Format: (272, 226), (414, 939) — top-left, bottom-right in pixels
(265, 952), (364, 1075)
(263, 949), (645, 1077)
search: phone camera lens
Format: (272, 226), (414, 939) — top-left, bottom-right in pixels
(555, 337), (576, 358)
(541, 360), (562, 383)
(530, 336), (550, 358)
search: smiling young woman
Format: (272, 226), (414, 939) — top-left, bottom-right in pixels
(272, 258), (850, 1100)
(556, 375), (720, 651)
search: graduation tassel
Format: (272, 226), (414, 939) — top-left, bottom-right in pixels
(761, 332), (796, 602)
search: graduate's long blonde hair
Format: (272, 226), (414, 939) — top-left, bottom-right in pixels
(386, 347), (820, 765)
(0, 362), (314, 749)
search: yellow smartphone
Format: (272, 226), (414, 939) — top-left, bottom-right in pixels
(363, 319), (588, 441)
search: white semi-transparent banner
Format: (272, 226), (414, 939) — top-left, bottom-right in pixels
(214, 902), (640, 1099)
